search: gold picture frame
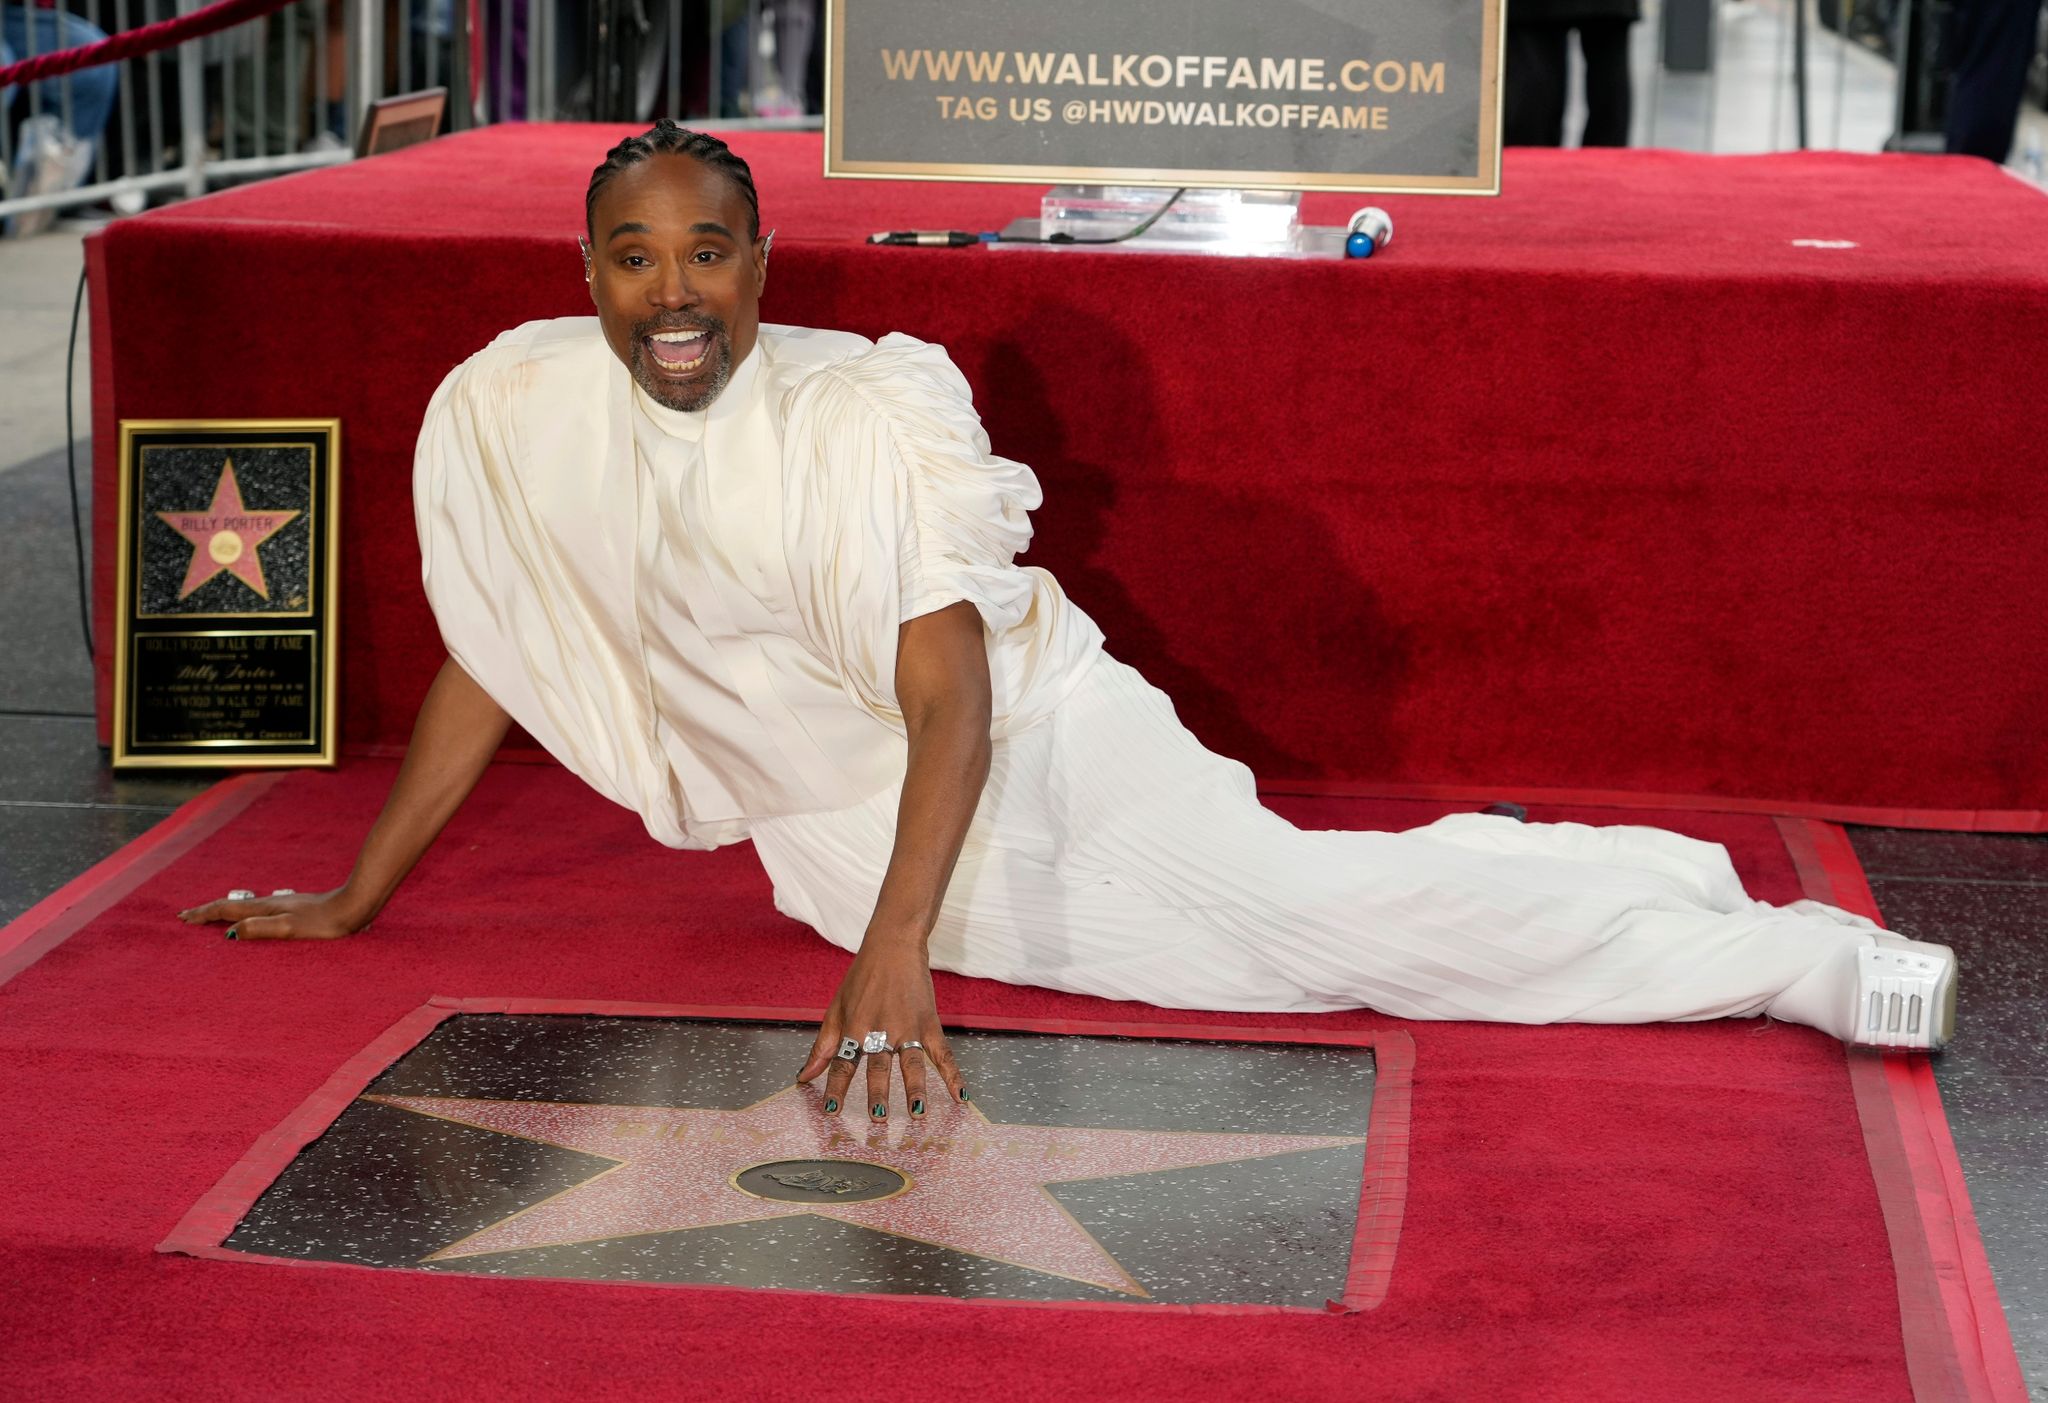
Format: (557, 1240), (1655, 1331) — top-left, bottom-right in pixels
(354, 87), (449, 160)
(112, 419), (342, 769)
(823, 0), (1505, 196)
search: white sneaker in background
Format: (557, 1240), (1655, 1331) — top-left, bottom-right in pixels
(4, 115), (97, 240)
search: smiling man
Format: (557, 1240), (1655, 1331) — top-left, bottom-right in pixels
(182, 120), (1958, 1115)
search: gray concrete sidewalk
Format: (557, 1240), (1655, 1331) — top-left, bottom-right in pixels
(1, 229), (92, 474)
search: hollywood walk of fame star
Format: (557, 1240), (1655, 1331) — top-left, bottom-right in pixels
(155, 458), (301, 601)
(364, 1087), (1366, 1295)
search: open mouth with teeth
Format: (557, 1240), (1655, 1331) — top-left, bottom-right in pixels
(644, 328), (715, 374)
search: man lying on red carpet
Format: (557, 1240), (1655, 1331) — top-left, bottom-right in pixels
(179, 121), (1958, 1117)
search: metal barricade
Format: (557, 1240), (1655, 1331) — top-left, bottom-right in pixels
(1, 0), (353, 224)
(0, 0), (826, 228)
(14, 0), (1980, 229)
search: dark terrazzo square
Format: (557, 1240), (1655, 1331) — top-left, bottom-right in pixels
(1849, 826), (2048, 885)
(0, 446), (96, 714)
(0, 802), (173, 924)
(0, 715), (218, 808)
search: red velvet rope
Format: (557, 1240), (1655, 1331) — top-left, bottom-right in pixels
(0, 0), (296, 87)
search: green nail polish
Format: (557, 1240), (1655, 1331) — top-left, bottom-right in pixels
(870, 1102), (887, 1119)
(959, 1086), (971, 1103)
(910, 1098), (925, 1116)
(823, 1097), (838, 1113)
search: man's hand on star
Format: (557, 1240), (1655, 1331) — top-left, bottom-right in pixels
(797, 936), (966, 1120)
(793, 602), (990, 1122)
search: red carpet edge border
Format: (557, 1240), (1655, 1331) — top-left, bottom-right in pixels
(1779, 816), (2028, 1403)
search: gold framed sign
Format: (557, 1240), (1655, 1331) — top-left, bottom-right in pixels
(354, 86), (448, 159)
(113, 420), (341, 769)
(824, 0), (1504, 195)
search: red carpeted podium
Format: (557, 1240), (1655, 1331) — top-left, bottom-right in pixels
(87, 127), (2048, 826)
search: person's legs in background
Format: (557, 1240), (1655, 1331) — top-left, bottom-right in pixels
(1942, 0), (2042, 162)
(1504, 21), (1571, 145)
(1576, 17), (1634, 146)
(716, 1), (748, 117)
(2, 6), (117, 234)
(772, 0), (816, 113)
(1, 5), (119, 150)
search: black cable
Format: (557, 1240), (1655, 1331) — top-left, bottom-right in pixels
(996, 186), (1188, 245)
(869, 187), (1191, 249)
(66, 263), (94, 661)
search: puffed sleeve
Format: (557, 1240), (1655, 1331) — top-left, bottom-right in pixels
(800, 334), (1038, 625)
(889, 365), (1041, 634)
(778, 333), (1063, 727)
(413, 330), (715, 849)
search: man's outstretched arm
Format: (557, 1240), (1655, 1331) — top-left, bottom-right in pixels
(795, 599), (992, 1114)
(179, 657), (512, 940)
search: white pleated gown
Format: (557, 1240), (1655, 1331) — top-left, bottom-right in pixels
(414, 318), (1880, 1041)
(751, 653), (1876, 1032)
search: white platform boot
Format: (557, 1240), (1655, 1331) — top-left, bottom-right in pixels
(1762, 904), (1959, 1050)
(1852, 937), (1958, 1051)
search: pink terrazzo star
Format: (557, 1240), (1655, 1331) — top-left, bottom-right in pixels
(154, 458), (300, 601)
(366, 1087), (1364, 1295)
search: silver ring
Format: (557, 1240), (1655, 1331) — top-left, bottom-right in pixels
(834, 1037), (860, 1062)
(861, 1030), (893, 1057)
(897, 1040), (924, 1053)
(227, 889), (255, 901)
(270, 888), (297, 897)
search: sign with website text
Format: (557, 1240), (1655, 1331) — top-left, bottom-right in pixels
(825, 0), (1502, 194)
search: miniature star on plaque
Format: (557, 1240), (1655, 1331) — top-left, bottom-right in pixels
(155, 457), (301, 601)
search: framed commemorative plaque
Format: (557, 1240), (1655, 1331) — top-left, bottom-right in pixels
(112, 420), (341, 769)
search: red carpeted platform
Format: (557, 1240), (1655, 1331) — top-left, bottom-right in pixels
(88, 128), (2048, 824)
(0, 769), (2023, 1400)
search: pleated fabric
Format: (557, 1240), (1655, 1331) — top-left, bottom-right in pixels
(749, 654), (1877, 1037)
(414, 319), (1103, 851)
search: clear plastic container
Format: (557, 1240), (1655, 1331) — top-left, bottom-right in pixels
(1038, 185), (1303, 251)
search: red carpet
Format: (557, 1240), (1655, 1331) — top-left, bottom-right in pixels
(0, 763), (2021, 1400)
(88, 129), (2048, 824)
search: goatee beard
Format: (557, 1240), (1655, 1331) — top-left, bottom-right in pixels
(631, 316), (733, 412)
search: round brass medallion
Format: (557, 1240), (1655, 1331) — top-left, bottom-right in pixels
(730, 1158), (912, 1204)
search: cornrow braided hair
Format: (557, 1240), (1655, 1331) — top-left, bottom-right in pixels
(585, 118), (761, 239)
